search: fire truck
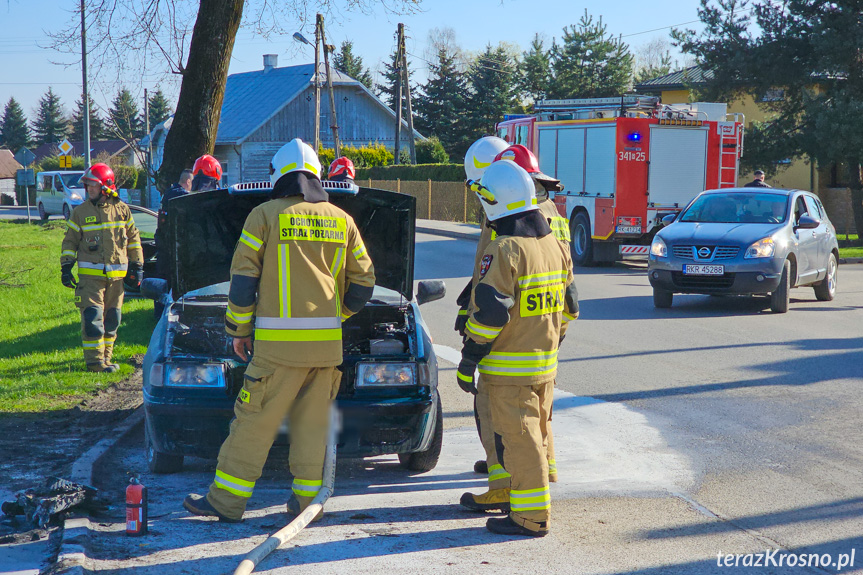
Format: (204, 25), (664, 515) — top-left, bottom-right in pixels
(496, 96), (745, 266)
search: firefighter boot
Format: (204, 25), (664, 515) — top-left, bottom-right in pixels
(486, 515), (549, 538)
(459, 488), (510, 513)
(87, 363), (119, 373)
(183, 494), (242, 523)
(286, 493), (323, 523)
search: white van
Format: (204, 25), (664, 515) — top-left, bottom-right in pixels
(36, 171), (86, 220)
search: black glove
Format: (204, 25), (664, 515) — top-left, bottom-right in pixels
(127, 262), (144, 289)
(61, 263), (77, 289)
(456, 359), (478, 395)
(454, 311), (468, 336)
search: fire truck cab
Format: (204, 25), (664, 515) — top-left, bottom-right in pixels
(496, 96), (744, 266)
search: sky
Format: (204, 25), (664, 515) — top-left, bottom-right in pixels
(0, 0), (705, 127)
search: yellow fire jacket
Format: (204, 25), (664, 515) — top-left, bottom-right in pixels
(465, 232), (578, 386)
(60, 196), (143, 279)
(225, 196), (376, 367)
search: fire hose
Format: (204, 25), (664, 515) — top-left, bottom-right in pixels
(233, 404), (339, 575)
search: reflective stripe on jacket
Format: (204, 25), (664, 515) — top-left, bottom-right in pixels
(60, 197), (143, 277)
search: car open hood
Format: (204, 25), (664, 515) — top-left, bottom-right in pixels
(167, 187), (416, 300)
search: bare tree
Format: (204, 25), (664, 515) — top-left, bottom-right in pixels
(50, 0), (422, 192)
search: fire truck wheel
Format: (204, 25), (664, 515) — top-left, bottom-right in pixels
(653, 288), (673, 308)
(571, 212), (595, 267)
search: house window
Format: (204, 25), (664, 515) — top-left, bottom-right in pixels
(760, 89), (785, 102)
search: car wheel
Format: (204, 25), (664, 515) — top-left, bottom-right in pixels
(570, 212), (595, 267)
(813, 253), (837, 301)
(770, 260), (790, 313)
(38, 203), (48, 221)
(398, 395), (442, 473)
(62, 203), (71, 220)
(653, 287), (673, 308)
(146, 422), (184, 474)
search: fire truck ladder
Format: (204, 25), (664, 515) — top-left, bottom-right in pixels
(719, 113), (745, 188)
(534, 96), (660, 120)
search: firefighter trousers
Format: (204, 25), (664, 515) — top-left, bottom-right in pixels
(489, 380), (553, 529)
(207, 357), (341, 521)
(476, 377), (555, 489)
(75, 276), (124, 368)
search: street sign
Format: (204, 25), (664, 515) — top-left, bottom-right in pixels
(16, 168), (35, 186)
(59, 155), (71, 168)
(58, 139), (73, 155)
(14, 147), (36, 167)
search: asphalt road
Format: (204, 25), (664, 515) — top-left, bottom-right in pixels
(0, 206), (61, 221)
(83, 231), (862, 574)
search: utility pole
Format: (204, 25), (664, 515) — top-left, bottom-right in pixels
(144, 88), (151, 207)
(314, 14), (322, 153)
(80, 0), (91, 167)
(400, 28), (416, 165)
(393, 23), (405, 165)
(319, 15), (341, 157)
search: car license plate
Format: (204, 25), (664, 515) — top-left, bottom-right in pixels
(616, 225), (641, 234)
(683, 264), (724, 276)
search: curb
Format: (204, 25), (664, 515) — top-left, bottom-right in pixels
(839, 257), (863, 264)
(53, 406), (145, 575)
(415, 225), (479, 242)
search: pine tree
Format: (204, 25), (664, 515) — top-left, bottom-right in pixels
(549, 12), (634, 99)
(147, 90), (173, 130)
(333, 41), (373, 90)
(32, 88), (68, 145)
(633, 38), (676, 84)
(108, 88), (143, 142)
(70, 93), (106, 141)
(414, 46), (470, 158)
(0, 97), (31, 152)
(519, 34), (552, 106)
(465, 44), (519, 142)
(376, 46), (403, 112)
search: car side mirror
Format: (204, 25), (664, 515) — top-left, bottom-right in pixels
(795, 215), (820, 230)
(416, 280), (446, 305)
(661, 214), (677, 225)
(141, 277), (169, 301)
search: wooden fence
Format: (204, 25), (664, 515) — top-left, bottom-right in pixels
(365, 179), (484, 223)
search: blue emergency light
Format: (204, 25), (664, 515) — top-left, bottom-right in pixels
(627, 132), (642, 142)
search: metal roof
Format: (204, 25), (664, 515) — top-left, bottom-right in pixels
(634, 66), (713, 91)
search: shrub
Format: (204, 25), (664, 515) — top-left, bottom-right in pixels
(318, 142), (394, 175)
(354, 163), (464, 182)
(415, 137), (450, 164)
(36, 155), (85, 172)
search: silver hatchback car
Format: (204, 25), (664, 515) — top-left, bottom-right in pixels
(648, 188), (838, 313)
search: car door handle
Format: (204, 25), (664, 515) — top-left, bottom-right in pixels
(812, 231), (817, 238)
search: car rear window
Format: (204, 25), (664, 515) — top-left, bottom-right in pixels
(680, 193), (788, 224)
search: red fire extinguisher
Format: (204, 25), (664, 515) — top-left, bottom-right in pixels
(125, 477), (148, 536)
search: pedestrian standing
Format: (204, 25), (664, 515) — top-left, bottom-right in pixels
(745, 170), (771, 188)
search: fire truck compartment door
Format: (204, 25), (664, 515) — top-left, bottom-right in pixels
(648, 127), (708, 207)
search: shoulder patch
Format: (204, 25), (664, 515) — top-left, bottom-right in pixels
(479, 254), (493, 278)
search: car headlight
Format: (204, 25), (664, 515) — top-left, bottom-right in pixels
(356, 363), (417, 387)
(155, 362), (226, 387)
(745, 237), (775, 259)
(69, 193), (82, 201)
(650, 236), (667, 257)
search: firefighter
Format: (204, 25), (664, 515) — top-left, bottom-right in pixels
(328, 156), (356, 185)
(183, 139), (376, 523)
(60, 163), (144, 373)
(464, 144), (573, 487)
(457, 160), (578, 537)
(190, 154), (222, 192)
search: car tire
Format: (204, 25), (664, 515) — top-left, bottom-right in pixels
(146, 422), (184, 474)
(570, 212), (595, 267)
(398, 395), (442, 473)
(813, 253), (837, 301)
(653, 287), (673, 308)
(770, 260), (790, 313)
(38, 203), (48, 221)
(62, 203), (71, 220)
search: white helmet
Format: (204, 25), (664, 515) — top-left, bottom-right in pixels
(468, 160), (538, 221)
(464, 136), (509, 181)
(270, 138), (322, 187)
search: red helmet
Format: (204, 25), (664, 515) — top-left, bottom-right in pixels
(192, 154), (222, 180)
(328, 156), (356, 181)
(80, 163), (117, 197)
(494, 144), (561, 192)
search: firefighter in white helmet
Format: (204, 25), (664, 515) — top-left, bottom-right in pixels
(457, 160), (578, 537)
(183, 138), (376, 523)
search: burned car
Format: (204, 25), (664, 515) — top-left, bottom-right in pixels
(141, 182), (445, 474)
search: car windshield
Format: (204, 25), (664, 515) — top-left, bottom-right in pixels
(61, 173), (84, 188)
(131, 208), (157, 239)
(680, 192), (788, 224)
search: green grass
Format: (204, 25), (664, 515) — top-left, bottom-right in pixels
(839, 246), (863, 259)
(0, 220), (155, 412)
(837, 233), (859, 241)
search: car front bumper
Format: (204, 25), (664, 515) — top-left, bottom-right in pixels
(648, 256), (784, 294)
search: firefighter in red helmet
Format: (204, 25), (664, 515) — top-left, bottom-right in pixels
(328, 156), (356, 184)
(191, 154), (223, 192)
(60, 163), (144, 372)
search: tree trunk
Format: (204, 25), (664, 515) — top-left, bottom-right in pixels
(848, 159), (863, 247)
(156, 0), (244, 192)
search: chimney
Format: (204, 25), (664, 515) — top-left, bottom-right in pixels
(263, 54), (278, 72)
